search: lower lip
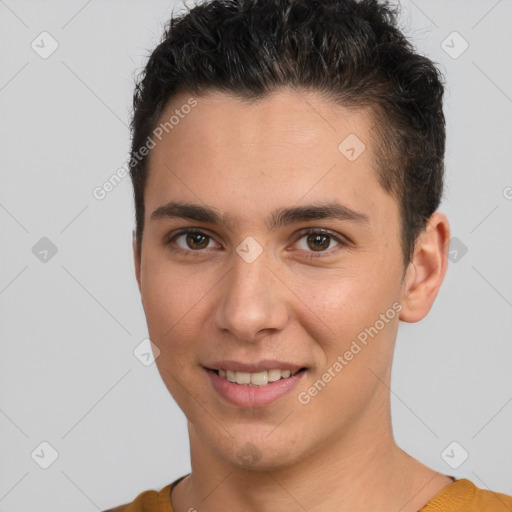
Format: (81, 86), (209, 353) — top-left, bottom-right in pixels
(206, 368), (307, 408)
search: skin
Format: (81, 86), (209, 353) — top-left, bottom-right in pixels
(133, 88), (452, 512)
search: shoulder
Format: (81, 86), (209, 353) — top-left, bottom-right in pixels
(103, 474), (189, 512)
(466, 480), (512, 511)
(421, 478), (512, 512)
(102, 484), (173, 512)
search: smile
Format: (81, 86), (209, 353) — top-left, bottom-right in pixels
(206, 366), (308, 408)
(213, 368), (304, 387)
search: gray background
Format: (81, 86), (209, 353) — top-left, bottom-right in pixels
(0, 0), (511, 510)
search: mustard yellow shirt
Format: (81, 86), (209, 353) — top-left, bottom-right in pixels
(104, 475), (512, 511)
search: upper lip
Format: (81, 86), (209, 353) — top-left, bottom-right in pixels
(205, 360), (306, 373)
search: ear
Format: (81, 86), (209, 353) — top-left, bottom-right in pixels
(132, 230), (142, 294)
(399, 212), (450, 323)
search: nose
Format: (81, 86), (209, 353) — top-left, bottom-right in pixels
(212, 251), (290, 343)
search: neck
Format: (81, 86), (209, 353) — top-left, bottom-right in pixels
(172, 432), (452, 512)
(171, 388), (452, 512)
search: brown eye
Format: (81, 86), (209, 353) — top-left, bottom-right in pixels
(296, 228), (349, 258)
(306, 233), (331, 251)
(169, 229), (220, 252)
(186, 232), (210, 249)
(295, 230), (340, 253)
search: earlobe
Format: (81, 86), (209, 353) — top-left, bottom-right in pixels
(399, 212), (450, 323)
(132, 231), (142, 294)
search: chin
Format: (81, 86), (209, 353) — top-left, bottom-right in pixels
(229, 443), (297, 472)
(214, 431), (303, 471)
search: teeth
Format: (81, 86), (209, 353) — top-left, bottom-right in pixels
(250, 371), (267, 386)
(236, 371), (251, 385)
(267, 369), (282, 382)
(216, 368), (301, 386)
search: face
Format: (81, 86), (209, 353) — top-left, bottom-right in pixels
(134, 89), (413, 470)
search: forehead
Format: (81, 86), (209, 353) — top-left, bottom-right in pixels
(153, 88), (375, 155)
(144, 88), (397, 231)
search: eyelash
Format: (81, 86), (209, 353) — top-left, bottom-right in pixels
(164, 227), (348, 259)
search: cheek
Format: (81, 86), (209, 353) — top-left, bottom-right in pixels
(290, 268), (399, 378)
(140, 258), (206, 348)
(292, 268), (394, 330)
(293, 276), (398, 425)
(141, 262), (209, 407)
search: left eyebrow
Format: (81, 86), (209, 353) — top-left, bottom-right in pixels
(150, 201), (370, 230)
(267, 202), (370, 230)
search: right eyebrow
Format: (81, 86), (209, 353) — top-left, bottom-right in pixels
(150, 201), (222, 225)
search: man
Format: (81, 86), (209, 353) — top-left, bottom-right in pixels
(106, 0), (512, 510)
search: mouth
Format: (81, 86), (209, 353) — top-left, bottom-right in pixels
(209, 367), (307, 387)
(204, 363), (308, 408)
